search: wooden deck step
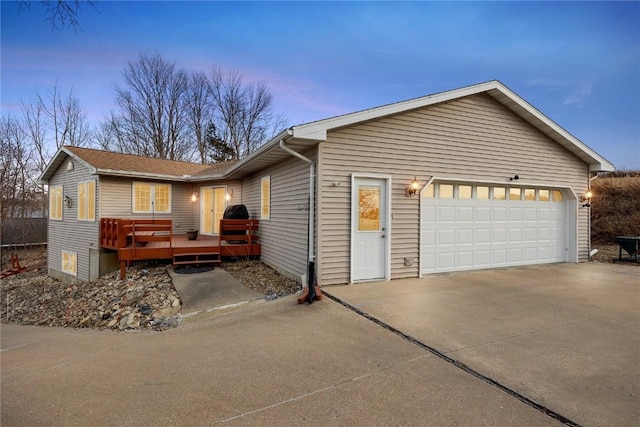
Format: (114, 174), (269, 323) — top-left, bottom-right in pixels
(173, 252), (221, 266)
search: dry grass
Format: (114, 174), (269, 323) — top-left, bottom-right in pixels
(591, 174), (640, 244)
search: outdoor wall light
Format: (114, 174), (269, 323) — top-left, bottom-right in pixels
(509, 174), (520, 181)
(406, 177), (420, 197)
(63, 195), (72, 208)
(191, 192), (198, 203)
(582, 190), (593, 208)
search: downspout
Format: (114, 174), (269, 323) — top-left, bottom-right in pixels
(279, 136), (318, 302)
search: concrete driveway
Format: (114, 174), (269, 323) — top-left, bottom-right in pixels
(326, 263), (640, 427)
(2, 296), (563, 427)
(1, 263), (637, 426)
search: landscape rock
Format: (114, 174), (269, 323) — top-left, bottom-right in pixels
(1, 249), (301, 332)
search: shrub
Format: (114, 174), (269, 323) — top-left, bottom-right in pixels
(591, 173), (640, 244)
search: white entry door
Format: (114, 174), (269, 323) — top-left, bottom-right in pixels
(201, 187), (227, 235)
(352, 177), (388, 281)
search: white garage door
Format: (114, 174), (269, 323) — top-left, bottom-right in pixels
(421, 182), (568, 274)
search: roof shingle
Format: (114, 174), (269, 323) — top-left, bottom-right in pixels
(65, 146), (236, 178)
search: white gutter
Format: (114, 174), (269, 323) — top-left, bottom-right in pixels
(278, 135), (316, 290)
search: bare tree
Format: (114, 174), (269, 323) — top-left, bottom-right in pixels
(185, 71), (212, 163)
(208, 66), (287, 159)
(3, 84), (92, 223)
(111, 52), (192, 161)
(20, 96), (49, 175)
(0, 115), (41, 221)
(36, 84), (91, 148)
(17, 0), (98, 31)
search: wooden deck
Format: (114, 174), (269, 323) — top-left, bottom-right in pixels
(100, 218), (260, 278)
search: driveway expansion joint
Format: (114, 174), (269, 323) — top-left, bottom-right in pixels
(324, 290), (583, 427)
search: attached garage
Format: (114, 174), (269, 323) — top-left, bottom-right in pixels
(421, 181), (576, 275)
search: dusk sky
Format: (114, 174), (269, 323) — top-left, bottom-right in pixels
(2, 1), (639, 169)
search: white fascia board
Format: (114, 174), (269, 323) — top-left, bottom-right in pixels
(214, 129), (292, 179)
(291, 80), (614, 172)
(492, 83), (615, 172)
(95, 169), (193, 182)
(38, 146), (98, 184)
(291, 81), (501, 138)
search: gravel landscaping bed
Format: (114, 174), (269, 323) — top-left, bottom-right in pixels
(0, 248), (300, 332)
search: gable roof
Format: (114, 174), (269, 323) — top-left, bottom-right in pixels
(39, 80), (614, 184)
(40, 146), (237, 182)
(224, 80), (614, 176)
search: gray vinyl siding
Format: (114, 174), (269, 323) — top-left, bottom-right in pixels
(242, 150), (315, 284)
(99, 177), (203, 234)
(318, 93), (590, 285)
(47, 157), (99, 282)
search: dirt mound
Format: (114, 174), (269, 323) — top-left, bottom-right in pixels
(591, 174), (640, 244)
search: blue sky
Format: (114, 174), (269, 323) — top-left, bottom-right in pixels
(2, 1), (639, 169)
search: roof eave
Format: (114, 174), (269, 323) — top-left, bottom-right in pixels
(38, 146), (98, 184)
(485, 84), (615, 172)
(290, 80), (503, 138)
(195, 128), (294, 180)
(95, 169), (196, 182)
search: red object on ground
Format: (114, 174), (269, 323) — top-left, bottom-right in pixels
(0, 254), (24, 279)
(297, 285), (323, 304)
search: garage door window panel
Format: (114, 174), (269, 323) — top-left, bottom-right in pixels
(552, 190), (563, 202)
(459, 185), (472, 199)
(476, 186), (489, 200)
(439, 184), (454, 198)
(423, 184), (434, 198)
(524, 189), (536, 201)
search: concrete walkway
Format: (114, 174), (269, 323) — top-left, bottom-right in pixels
(168, 266), (264, 314)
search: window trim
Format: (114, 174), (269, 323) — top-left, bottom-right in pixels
(260, 175), (271, 220)
(77, 180), (96, 222)
(49, 185), (63, 221)
(132, 181), (172, 214)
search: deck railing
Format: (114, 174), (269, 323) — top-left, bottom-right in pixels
(100, 218), (173, 252)
(100, 217), (261, 278)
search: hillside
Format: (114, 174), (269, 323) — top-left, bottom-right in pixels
(590, 173), (640, 244)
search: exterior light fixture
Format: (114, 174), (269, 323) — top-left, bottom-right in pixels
(509, 174), (520, 181)
(406, 177), (420, 197)
(64, 195), (72, 208)
(582, 190), (593, 208)
(191, 192), (198, 202)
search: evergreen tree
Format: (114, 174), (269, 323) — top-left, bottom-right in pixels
(205, 122), (234, 163)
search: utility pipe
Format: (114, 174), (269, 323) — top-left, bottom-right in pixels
(279, 138), (316, 299)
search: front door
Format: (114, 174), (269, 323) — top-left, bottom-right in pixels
(352, 177), (388, 281)
(201, 187), (227, 235)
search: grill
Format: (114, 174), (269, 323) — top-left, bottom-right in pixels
(223, 204), (249, 220)
(614, 236), (640, 262)
(223, 205), (250, 242)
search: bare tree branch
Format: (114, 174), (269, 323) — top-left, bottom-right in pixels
(208, 66), (286, 159)
(112, 52), (191, 161)
(17, 0), (98, 32)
